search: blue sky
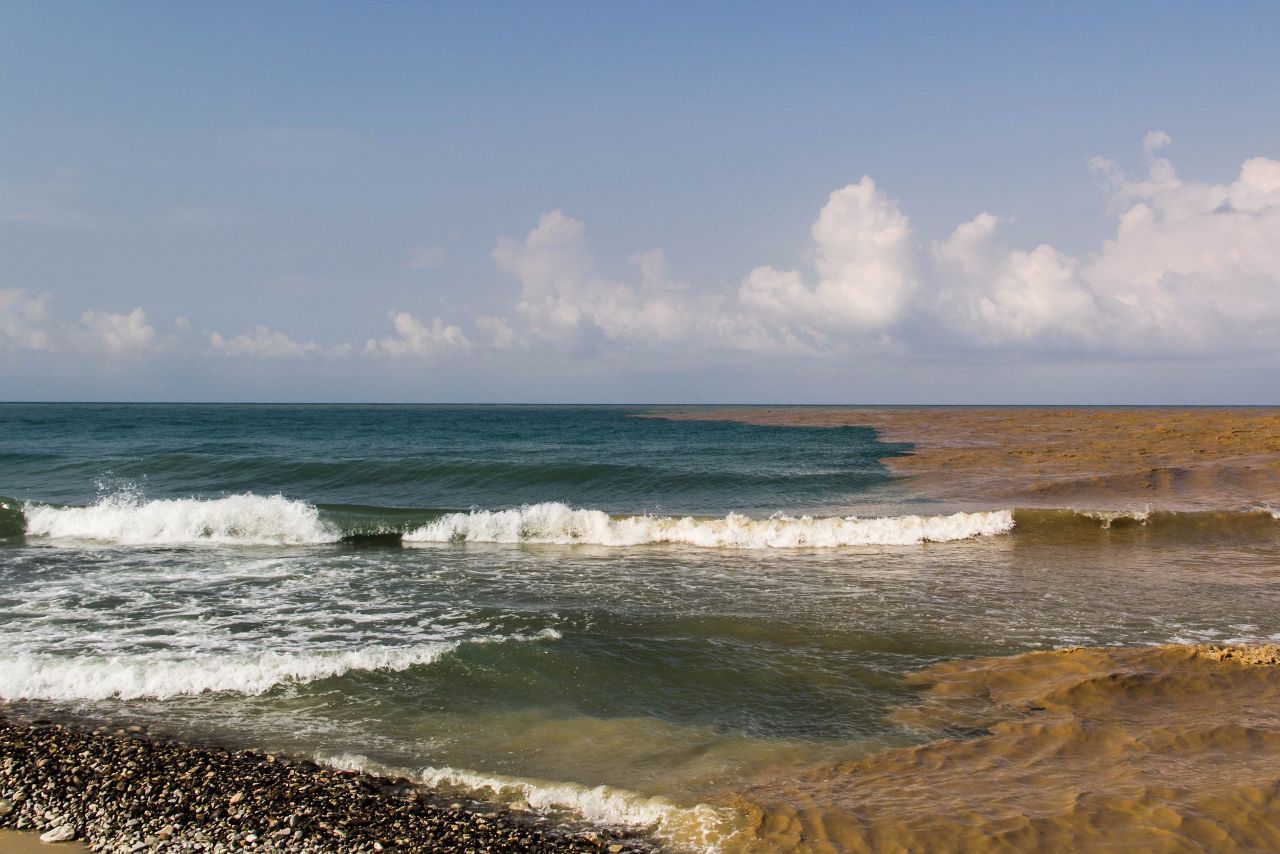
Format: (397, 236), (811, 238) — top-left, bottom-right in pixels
(2, 2), (1279, 402)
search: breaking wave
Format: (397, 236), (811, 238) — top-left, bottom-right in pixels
(322, 753), (743, 852)
(22, 493), (340, 545)
(403, 503), (1015, 548)
(0, 642), (458, 701)
(15, 493), (1278, 550)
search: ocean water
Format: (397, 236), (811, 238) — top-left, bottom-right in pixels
(3, 404), (1280, 851)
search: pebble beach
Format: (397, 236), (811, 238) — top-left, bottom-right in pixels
(0, 714), (647, 853)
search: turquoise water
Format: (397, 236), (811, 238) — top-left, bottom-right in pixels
(3, 404), (1280, 850)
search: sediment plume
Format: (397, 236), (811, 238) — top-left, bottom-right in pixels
(648, 407), (1280, 508)
(731, 644), (1280, 852)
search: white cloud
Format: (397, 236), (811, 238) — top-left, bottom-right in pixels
(739, 177), (917, 332)
(11, 133), (1279, 377)
(1082, 145), (1280, 347)
(475, 315), (517, 348)
(365, 311), (471, 356)
(0, 289), (53, 350)
(79, 308), (159, 354)
(932, 213), (1099, 345)
(492, 211), (823, 354)
(407, 246), (448, 270)
(1142, 130), (1172, 155)
(487, 138), (1280, 359)
(209, 325), (320, 358)
(919, 135), (1280, 353)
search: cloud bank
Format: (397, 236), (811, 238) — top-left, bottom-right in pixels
(6, 135), (1280, 377)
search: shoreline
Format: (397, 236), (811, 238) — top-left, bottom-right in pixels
(0, 714), (649, 853)
(8, 644), (1280, 851)
(0, 830), (88, 853)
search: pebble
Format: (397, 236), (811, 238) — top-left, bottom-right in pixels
(40, 823), (77, 842)
(0, 713), (653, 853)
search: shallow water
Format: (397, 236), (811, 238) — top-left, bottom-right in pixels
(3, 404), (1279, 850)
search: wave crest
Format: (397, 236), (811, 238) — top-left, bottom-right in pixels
(323, 753), (742, 852)
(23, 493), (339, 545)
(0, 643), (458, 701)
(404, 502), (1014, 548)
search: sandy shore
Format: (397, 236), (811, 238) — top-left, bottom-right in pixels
(648, 407), (1280, 508)
(733, 643), (1280, 852)
(0, 715), (647, 853)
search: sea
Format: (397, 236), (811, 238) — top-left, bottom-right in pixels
(3, 404), (1279, 851)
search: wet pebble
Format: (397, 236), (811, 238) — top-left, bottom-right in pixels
(0, 713), (653, 853)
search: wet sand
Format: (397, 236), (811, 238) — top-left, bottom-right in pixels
(650, 407), (1280, 509)
(734, 644), (1280, 853)
(0, 830), (88, 853)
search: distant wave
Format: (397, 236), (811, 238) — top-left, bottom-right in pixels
(323, 752), (742, 852)
(22, 493), (340, 545)
(404, 502), (1015, 548)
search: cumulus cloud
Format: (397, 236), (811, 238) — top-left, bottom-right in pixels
(739, 177), (917, 332)
(492, 211), (826, 355)
(932, 213), (1100, 345)
(209, 325), (320, 358)
(365, 310), (471, 356)
(485, 139), (1280, 359)
(78, 308), (159, 354)
(2, 293), (164, 356)
(1142, 130), (1172, 155)
(909, 134), (1280, 354)
(9, 133), (1279, 375)
(475, 315), (517, 349)
(0, 289), (53, 350)
(1082, 146), (1280, 348)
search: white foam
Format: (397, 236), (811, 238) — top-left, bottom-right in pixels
(323, 753), (742, 852)
(404, 502), (1014, 549)
(0, 642), (457, 701)
(1254, 503), (1280, 520)
(1078, 506), (1152, 528)
(23, 493), (339, 545)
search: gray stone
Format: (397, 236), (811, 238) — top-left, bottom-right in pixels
(40, 824), (77, 843)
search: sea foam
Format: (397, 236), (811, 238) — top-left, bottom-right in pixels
(0, 642), (458, 701)
(404, 502), (1014, 548)
(323, 753), (742, 852)
(23, 493), (339, 545)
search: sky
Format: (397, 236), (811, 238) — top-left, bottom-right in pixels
(2, 2), (1279, 403)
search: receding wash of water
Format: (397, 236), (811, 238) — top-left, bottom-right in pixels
(4, 404), (1280, 852)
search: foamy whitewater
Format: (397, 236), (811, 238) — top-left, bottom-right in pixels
(405, 502), (1015, 548)
(21, 494), (1016, 549)
(7, 404), (1280, 853)
(22, 493), (339, 545)
(322, 753), (742, 852)
(0, 643), (459, 701)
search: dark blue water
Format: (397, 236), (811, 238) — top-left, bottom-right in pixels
(0, 404), (909, 516)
